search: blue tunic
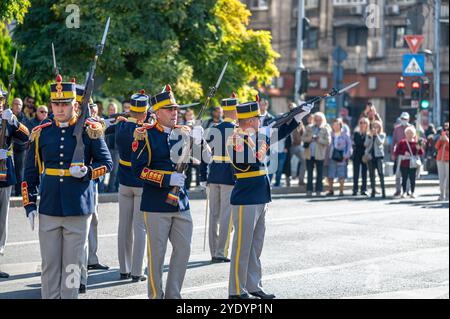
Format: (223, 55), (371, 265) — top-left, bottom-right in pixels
(227, 119), (300, 206)
(0, 116), (30, 187)
(206, 119), (237, 186)
(131, 122), (190, 213)
(105, 118), (143, 188)
(23, 118), (113, 217)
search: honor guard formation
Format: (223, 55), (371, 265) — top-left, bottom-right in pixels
(0, 71), (315, 299)
(0, 18), (365, 300)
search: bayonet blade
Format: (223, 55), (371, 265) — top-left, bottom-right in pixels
(338, 82), (359, 95)
(52, 42), (57, 70)
(12, 51), (18, 75)
(214, 61), (228, 89)
(179, 102), (200, 109)
(101, 17), (111, 47)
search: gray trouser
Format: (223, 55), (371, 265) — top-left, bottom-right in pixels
(39, 213), (91, 299)
(208, 184), (234, 259)
(143, 211), (193, 299)
(229, 204), (267, 296)
(395, 158), (410, 193)
(291, 145), (306, 182)
(81, 185), (100, 285)
(437, 161), (449, 200)
(118, 184), (146, 276)
(0, 186), (12, 256)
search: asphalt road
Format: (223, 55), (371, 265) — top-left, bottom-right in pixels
(0, 187), (448, 299)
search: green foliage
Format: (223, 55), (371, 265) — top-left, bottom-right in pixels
(0, 23), (49, 105)
(0, 0), (31, 24)
(12, 0), (279, 106)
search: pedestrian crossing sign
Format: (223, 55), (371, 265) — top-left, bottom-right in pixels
(403, 54), (425, 76)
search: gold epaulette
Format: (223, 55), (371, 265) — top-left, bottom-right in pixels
(30, 121), (52, 142)
(85, 118), (104, 139)
(133, 123), (153, 141)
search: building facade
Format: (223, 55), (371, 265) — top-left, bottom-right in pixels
(242, 0), (449, 133)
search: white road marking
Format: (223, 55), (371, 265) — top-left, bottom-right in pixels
(344, 286), (449, 299)
(123, 246), (449, 299)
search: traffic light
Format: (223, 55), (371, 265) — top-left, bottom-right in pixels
(396, 78), (406, 98)
(298, 69), (309, 95)
(420, 79), (431, 109)
(302, 18), (311, 40)
(411, 79), (421, 100)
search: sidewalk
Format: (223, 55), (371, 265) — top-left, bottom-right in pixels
(9, 174), (440, 208)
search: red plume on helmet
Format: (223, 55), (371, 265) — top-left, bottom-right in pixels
(231, 92), (237, 98)
(140, 89), (145, 95)
(255, 94), (260, 102)
(56, 74), (62, 83)
(71, 78), (76, 84)
(165, 84), (172, 92)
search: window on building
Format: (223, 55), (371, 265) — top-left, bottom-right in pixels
(441, 23), (449, 47)
(393, 26), (408, 48)
(250, 0), (269, 10)
(333, 0), (367, 5)
(305, 0), (319, 8)
(304, 27), (319, 49)
(347, 27), (368, 47)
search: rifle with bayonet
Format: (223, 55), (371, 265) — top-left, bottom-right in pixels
(166, 61), (229, 206)
(271, 82), (360, 129)
(70, 17), (110, 167)
(0, 51), (18, 181)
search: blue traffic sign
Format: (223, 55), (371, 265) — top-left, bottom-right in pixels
(403, 54), (425, 76)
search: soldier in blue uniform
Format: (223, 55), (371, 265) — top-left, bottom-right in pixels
(205, 93), (238, 263)
(226, 95), (312, 299)
(0, 87), (30, 279)
(131, 84), (209, 299)
(22, 75), (112, 299)
(104, 90), (149, 282)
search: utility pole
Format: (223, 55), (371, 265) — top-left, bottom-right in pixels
(294, 0), (305, 104)
(434, 0), (442, 126)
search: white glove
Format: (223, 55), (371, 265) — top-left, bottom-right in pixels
(260, 126), (272, 138)
(1, 109), (14, 124)
(28, 210), (37, 231)
(169, 172), (186, 187)
(69, 165), (88, 178)
(294, 103), (314, 123)
(0, 149), (7, 160)
(192, 126), (204, 145)
(199, 181), (207, 190)
(103, 118), (114, 129)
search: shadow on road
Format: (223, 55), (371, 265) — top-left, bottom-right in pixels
(388, 200), (449, 209)
(0, 288), (41, 299)
(84, 260), (212, 291)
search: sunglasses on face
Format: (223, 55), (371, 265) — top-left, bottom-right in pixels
(38, 110), (48, 114)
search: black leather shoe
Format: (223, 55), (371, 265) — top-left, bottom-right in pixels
(229, 293), (258, 299)
(361, 191), (368, 197)
(131, 275), (147, 282)
(211, 257), (231, 263)
(0, 271), (9, 279)
(79, 284), (87, 294)
(250, 291), (276, 299)
(88, 263), (110, 270)
(120, 273), (131, 280)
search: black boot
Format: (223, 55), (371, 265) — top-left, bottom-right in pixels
(250, 291), (276, 299)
